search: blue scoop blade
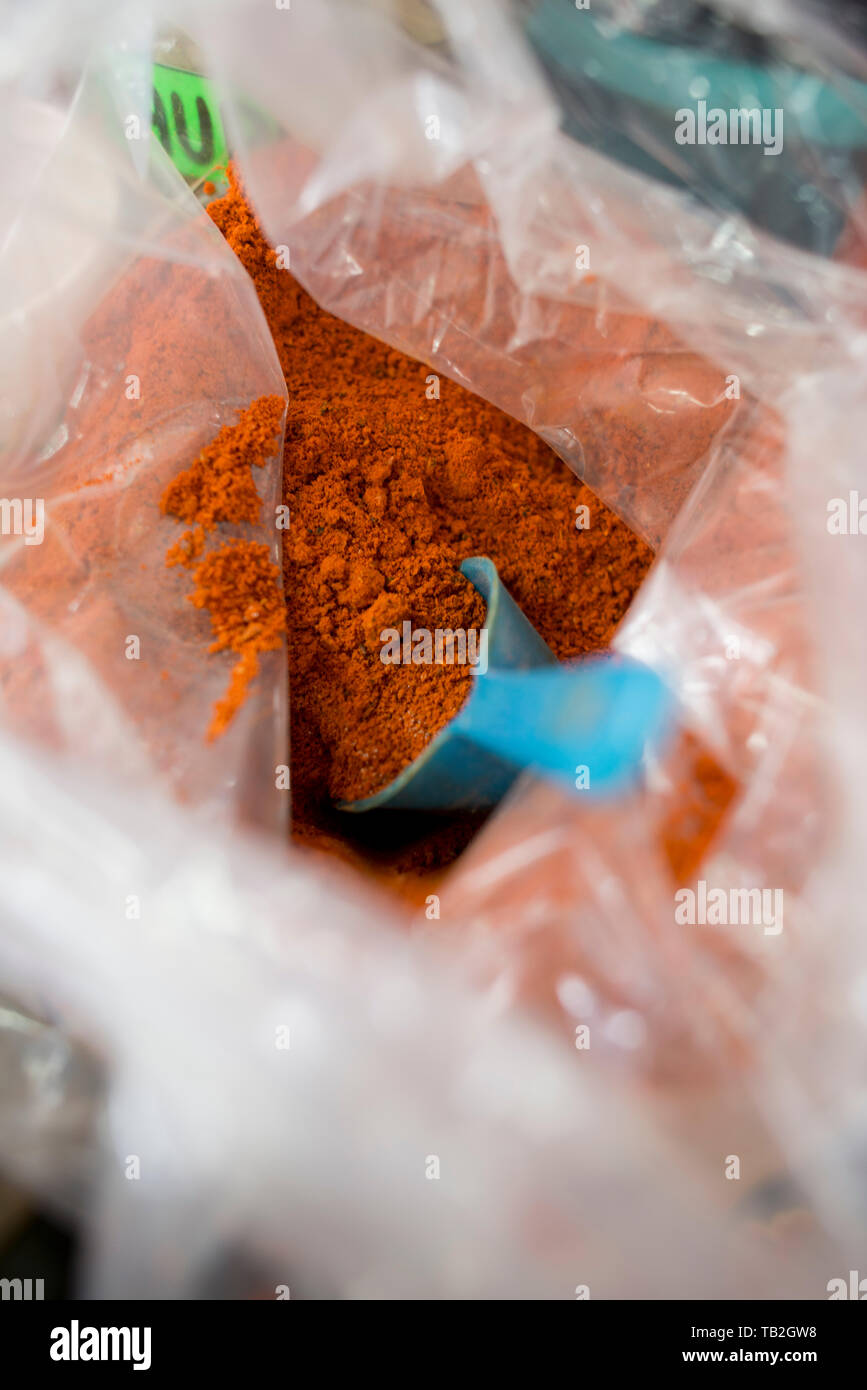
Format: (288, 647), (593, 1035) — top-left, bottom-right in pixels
(455, 657), (671, 797)
(337, 557), (671, 812)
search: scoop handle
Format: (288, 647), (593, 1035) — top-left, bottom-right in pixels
(456, 656), (671, 794)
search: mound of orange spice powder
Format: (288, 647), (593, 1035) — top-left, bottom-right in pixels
(175, 168), (655, 868)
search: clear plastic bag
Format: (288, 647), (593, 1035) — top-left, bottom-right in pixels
(1, 0), (866, 1297)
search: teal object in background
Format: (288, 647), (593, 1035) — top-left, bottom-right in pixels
(339, 557), (671, 813)
(523, 1), (867, 253)
(527, 3), (867, 147)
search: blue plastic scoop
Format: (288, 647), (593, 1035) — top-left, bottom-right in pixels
(338, 556), (671, 813)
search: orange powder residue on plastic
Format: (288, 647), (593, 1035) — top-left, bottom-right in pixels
(162, 394), (284, 553)
(186, 538), (286, 739)
(161, 395), (287, 739)
(660, 735), (738, 883)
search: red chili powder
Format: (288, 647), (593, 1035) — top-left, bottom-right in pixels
(152, 165), (738, 887)
(200, 169), (657, 861)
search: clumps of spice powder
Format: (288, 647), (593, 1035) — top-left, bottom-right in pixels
(198, 167), (656, 857)
(161, 395), (287, 739)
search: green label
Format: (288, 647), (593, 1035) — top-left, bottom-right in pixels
(152, 63), (227, 180)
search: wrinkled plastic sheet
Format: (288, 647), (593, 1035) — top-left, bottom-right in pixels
(1, 0), (867, 1296)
